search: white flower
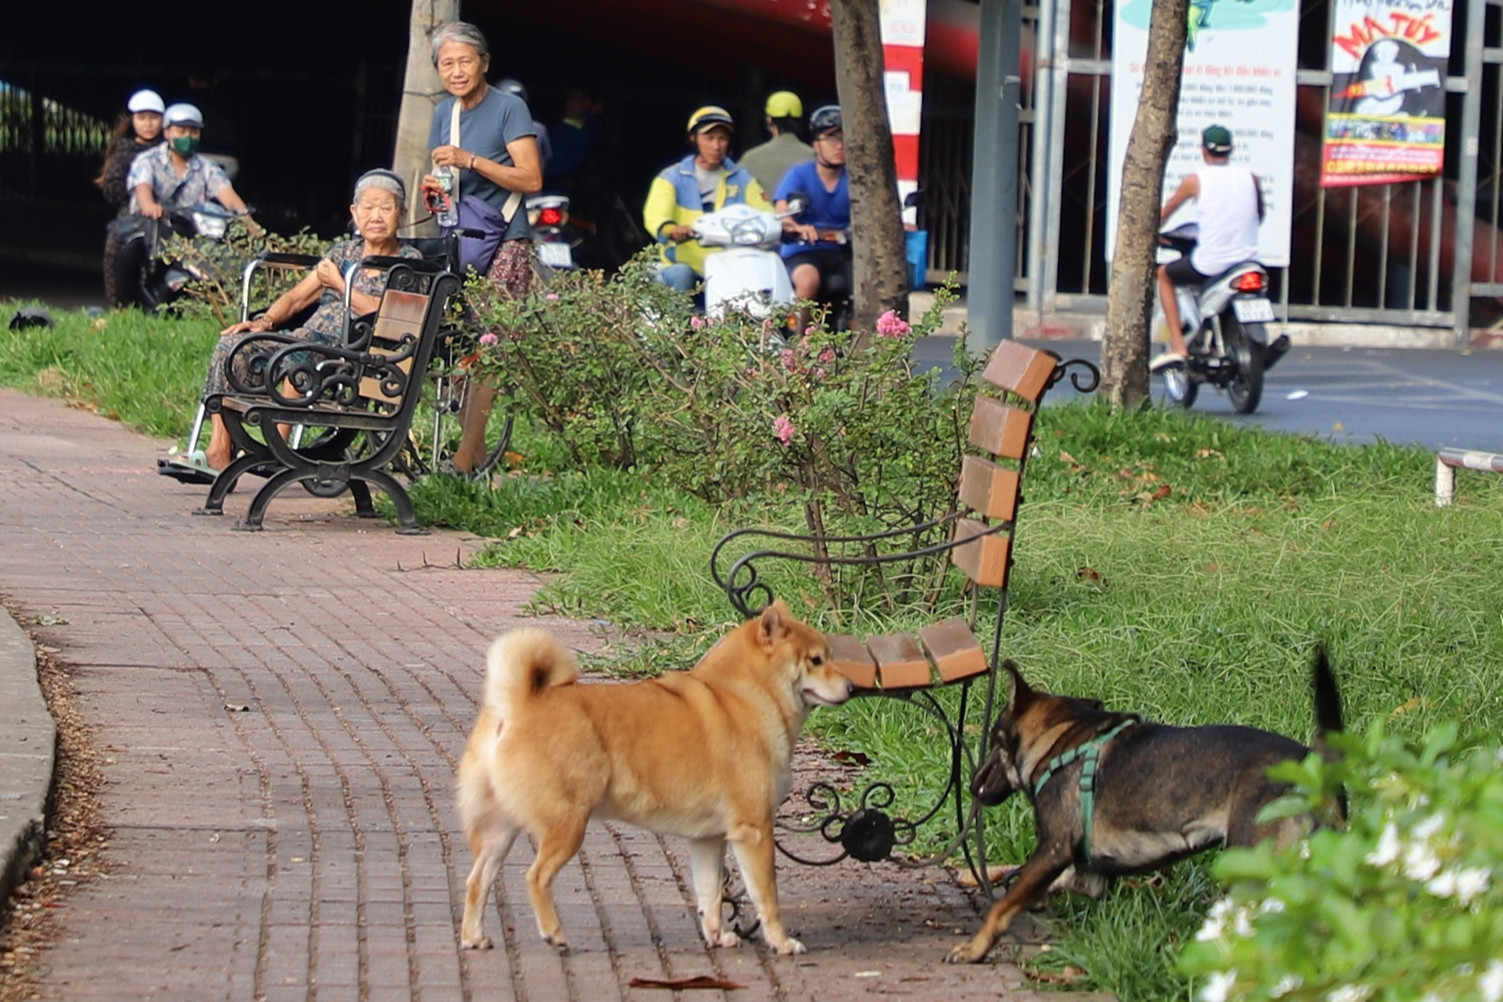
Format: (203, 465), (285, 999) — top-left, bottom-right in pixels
(1271, 973), (1303, 998)
(1402, 839), (1442, 882)
(1426, 865), (1492, 905)
(1412, 811), (1447, 841)
(1232, 905), (1256, 939)
(1196, 898), (1233, 942)
(1326, 984), (1372, 1002)
(1259, 897), (1287, 914)
(1365, 823), (1401, 867)
(1200, 970), (1238, 1002)
(1480, 959), (1503, 1002)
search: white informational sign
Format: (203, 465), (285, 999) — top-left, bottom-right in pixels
(1107, 0), (1299, 267)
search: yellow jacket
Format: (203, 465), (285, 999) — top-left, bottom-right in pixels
(642, 153), (771, 276)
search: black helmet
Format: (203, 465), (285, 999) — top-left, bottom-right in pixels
(809, 104), (842, 138)
(497, 78), (529, 103)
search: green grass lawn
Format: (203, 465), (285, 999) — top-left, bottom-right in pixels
(8, 304), (1502, 1000)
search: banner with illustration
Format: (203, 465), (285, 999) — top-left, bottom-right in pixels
(1108, 0), (1299, 267)
(1320, 0), (1452, 186)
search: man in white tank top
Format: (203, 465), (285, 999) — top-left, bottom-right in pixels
(1151, 124), (1265, 371)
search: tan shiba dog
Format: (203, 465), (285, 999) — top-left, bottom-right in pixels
(456, 600), (854, 955)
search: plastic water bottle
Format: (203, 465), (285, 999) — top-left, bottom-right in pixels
(435, 166), (459, 229)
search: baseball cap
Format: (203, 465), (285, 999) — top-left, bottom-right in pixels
(1202, 124), (1233, 153)
(686, 105), (735, 136)
(764, 91), (803, 119)
(127, 89), (165, 114)
(163, 103), (204, 129)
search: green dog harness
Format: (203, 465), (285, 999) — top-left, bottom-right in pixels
(1029, 719), (1137, 857)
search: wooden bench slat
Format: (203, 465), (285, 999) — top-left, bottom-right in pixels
(951, 518), (1011, 588)
(919, 617), (989, 682)
(866, 632), (935, 689)
(827, 633), (878, 689)
(958, 454), (1021, 521)
(981, 340), (1057, 401)
(968, 395), (1034, 460)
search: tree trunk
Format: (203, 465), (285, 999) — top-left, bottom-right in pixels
(1099, 0), (1190, 410)
(393, 0), (458, 233)
(831, 0), (910, 341)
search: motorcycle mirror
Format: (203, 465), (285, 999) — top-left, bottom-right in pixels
(784, 192), (810, 215)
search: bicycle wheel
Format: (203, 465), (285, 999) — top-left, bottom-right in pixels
(398, 369), (514, 479)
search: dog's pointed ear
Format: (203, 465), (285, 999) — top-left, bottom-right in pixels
(756, 600), (790, 648)
(1002, 659), (1031, 709)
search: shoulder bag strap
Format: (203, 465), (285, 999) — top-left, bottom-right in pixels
(454, 96), (525, 227)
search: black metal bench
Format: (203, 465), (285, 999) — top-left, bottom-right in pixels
(709, 339), (1099, 884)
(196, 261), (460, 533)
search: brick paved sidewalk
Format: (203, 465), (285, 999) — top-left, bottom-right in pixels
(0, 389), (1104, 1002)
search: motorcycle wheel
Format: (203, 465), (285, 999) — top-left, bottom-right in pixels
(1226, 318), (1265, 414)
(1161, 361), (1198, 408)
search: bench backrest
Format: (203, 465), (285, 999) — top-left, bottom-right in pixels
(265, 264), (458, 422)
(950, 340), (1061, 592)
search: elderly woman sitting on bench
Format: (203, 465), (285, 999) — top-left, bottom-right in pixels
(200, 169), (423, 471)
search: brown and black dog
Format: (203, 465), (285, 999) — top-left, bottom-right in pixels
(947, 649), (1343, 963)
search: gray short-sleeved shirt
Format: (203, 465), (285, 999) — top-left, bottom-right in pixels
(429, 87), (535, 241)
(125, 144), (232, 214)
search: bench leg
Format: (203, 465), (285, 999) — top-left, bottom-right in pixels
(1435, 455), (1456, 507)
(350, 480), (377, 518)
(195, 452), (262, 516)
(356, 468), (428, 535)
(235, 467), (308, 531)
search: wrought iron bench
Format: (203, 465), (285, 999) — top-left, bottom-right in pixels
(197, 261), (460, 533)
(709, 339), (1099, 883)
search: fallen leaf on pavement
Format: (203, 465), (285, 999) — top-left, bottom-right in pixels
(629, 976), (745, 990)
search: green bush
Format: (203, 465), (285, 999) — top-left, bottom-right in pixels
(467, 256), (986, 611)
(1179, 723), (1503, 1001)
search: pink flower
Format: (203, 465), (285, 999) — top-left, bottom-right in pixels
(773, 415), (795, 445)
(875, 309), (911, 338)
(818, 348), (835, 363)
(690, 315), (705, 329)
(780, 348), (799, 371)
(545, 293), (559, 301)
(478, 332), (499, 346)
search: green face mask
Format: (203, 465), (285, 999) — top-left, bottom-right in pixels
(170, 135), (199, 157)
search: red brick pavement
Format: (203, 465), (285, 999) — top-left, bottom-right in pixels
(0, 389), (1108, 1002)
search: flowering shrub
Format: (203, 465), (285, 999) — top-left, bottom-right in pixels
(466, 250), (983, 609)
(160, 221), (327, 326)
(1179, 721), (1503, 1001)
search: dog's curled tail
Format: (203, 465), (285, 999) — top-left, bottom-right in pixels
(1312, 644), (1345, 757)
(484, 628), (579, 719)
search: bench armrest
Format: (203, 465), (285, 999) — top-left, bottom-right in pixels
(711, 512), (1015, 619)
(260, 333), (422, 409)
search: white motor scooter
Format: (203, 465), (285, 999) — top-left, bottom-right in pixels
(691, 202), (794, 321)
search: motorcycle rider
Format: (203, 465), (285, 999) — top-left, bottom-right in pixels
(1151, 123), (1264, 371)
(774, 104), (851, 330)
(97, 89), (165, 306)
(117, 103), (256, 308)
(643, 105), (771, 293)
(738, 90), (812, 195)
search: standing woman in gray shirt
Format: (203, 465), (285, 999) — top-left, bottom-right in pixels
(422, 20), (542, 476)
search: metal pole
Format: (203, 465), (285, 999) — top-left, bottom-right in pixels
(1026, 0), (1057, 313)
(966, 0), (1023, 354)
(1453, 0), (1486, 346)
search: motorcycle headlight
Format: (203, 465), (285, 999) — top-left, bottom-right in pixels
(193, 213), (229, 240)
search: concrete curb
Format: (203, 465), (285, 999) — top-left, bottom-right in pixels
(0, 607), (55, 912)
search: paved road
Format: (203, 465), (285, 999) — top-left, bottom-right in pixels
(0, 389), (1088, 1002)
(916, 337), (1503, 453)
